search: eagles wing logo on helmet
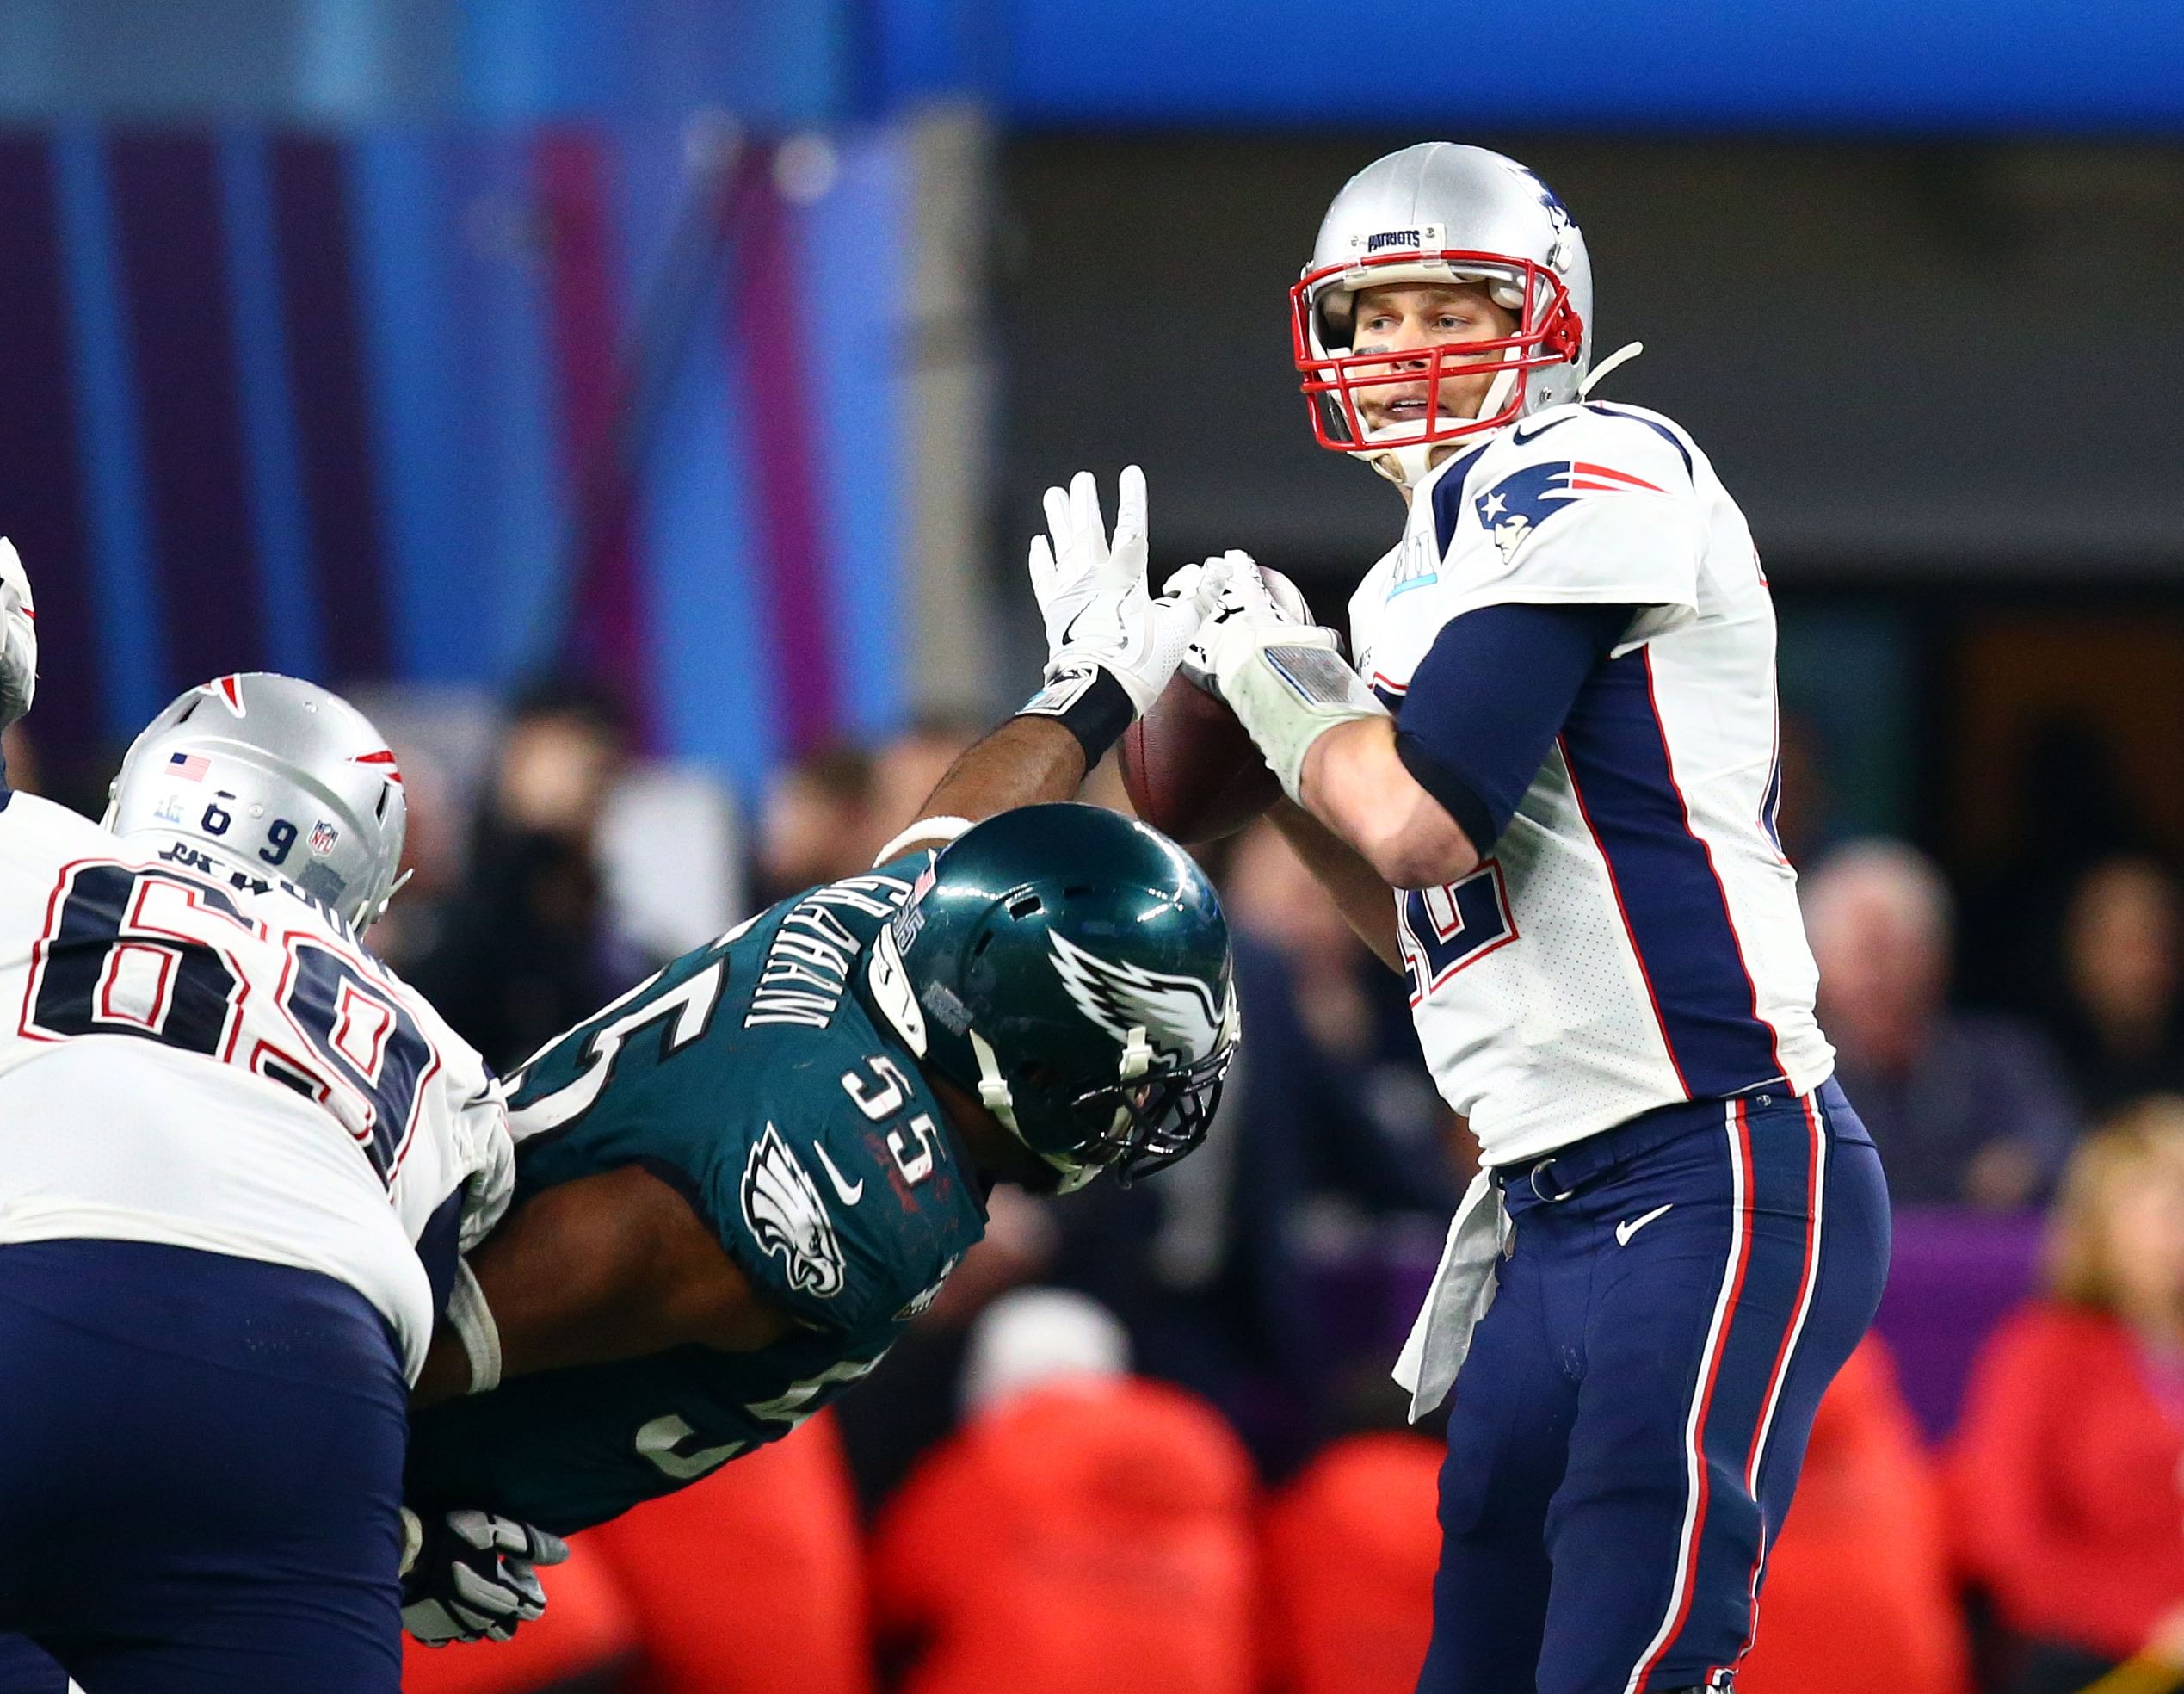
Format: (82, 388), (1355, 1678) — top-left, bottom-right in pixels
(740, 1125), (847, 1298)
(1048, 930), (1223, 1064)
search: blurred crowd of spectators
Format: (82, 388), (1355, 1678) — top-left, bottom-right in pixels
(11, 691), (2184, 1694)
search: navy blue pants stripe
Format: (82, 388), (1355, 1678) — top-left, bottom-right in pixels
(1418, 1081), (1889, 1694)
(0, 1240), (408, 1693)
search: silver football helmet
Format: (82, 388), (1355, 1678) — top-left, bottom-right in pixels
(104, 673), (410, 931)
(0, 538), (34, 731)
(1291, 143), (1595, 485)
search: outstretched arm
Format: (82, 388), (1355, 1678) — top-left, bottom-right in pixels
(414, 1164), (795, 1407)
(881, 467), (1221, 861)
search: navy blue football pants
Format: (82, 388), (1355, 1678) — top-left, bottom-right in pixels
(0, 1240), (409, 1693)
(1418, 1080), (1891, 1694)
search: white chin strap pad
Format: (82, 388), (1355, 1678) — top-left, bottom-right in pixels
(968, 1028), (1019, 1131)
(971, 1026), (1101, 1193)
(1356, 362), (1523, 489)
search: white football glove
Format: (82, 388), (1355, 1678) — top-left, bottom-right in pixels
(1170, 551), (1317, 694)
(399, 1506), (570, 1647)
(1024, 467), (1222, 718)
(0, 538), (35, 732)
(1200, 560), (1385, 805)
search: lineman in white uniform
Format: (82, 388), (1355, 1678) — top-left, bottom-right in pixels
(0, 548), (552, 1691)
(1194, 145), (1891, 1692)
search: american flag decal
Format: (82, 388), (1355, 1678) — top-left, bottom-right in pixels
(168, 751), (210, 782)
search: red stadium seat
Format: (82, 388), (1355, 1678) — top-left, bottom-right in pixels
(871, 1378), (1259, 1694)
(583, 1410), (871, 1694)
(1261, 1432), (1445, 1694)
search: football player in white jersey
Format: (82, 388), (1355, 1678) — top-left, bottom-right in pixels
(0, 559), (546, 1692)
(1188, 145), (1892, 1692)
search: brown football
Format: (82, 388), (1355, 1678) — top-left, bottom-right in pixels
(1118, 672), (1282, 844)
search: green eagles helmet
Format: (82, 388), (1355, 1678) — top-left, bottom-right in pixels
(864, 803), (1237, 1194)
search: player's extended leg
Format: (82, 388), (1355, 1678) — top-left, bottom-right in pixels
(0, 1240), (409, 1694)
(1535, 1087), (1890, 1694)
(1414, 1216), (1582, 1694)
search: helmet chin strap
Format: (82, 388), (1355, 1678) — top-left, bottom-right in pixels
(356, 867), (414, 934)
(966, 1025), (1133, 1196)
(1360, 362), (1523, 490)
(1579, 340), (1644, 398)
(968, 1027), (1020, 1133)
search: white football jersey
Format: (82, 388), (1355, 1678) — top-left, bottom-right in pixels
(0, 788), (513, 1380)
(1348, 399), (1834, 1166)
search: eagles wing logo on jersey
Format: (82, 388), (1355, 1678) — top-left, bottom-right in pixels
(740, 1125), (847, 1298)
(1048, 930), (1224, 1064)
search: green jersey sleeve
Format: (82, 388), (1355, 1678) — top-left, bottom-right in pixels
(442, 856), (989, 1534)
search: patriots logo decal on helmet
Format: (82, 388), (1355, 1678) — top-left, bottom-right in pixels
(740, 1125), (846, 1298)
(1047, 930), (1225, 1065)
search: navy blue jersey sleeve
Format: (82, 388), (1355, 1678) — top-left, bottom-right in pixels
(1393, 603), (1634, 851)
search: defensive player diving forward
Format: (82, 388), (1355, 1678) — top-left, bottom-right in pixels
(397, 485), (1244, 1541)
(1185, 145), (1891, 1693)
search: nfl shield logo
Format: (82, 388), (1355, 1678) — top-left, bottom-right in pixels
(309, 819), (340, 857)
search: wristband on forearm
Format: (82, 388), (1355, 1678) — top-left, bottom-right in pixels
(1218, 639), (1388, 802)
(1015, 661), (1137, 765)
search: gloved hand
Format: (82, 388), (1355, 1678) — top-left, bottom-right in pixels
(399, 1506), (570, 1647)
(0, 538), (36, 732)
(1197, 554), (1384, 804)
(1169, 551), (1317, 694)
(1024, 467), (1223, 719)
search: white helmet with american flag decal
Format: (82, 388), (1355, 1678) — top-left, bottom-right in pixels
(103, 673), (410, 931)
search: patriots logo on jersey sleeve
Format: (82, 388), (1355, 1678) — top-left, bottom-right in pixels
(740, 1124), (847, 1297)
(1049, 930), (1224, 1064)
(1474, 461), (1667, 561)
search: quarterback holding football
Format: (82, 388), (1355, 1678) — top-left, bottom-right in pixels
(1146, 144), (1891, 1694)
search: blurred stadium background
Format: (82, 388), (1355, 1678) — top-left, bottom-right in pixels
(3, 2), (2182, 1691)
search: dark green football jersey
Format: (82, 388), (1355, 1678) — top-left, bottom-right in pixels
(405, 854), (988, 1535)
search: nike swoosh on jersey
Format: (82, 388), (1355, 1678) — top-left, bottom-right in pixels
(814, 1142), (865, 1205)
(1511, 414), (1579, 447)
(1614, 1202), (1673, 1246)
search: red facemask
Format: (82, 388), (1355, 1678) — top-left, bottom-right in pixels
(1290, 248), (1585, 455)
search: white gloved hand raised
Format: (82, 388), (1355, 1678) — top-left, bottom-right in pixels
(1199, 558), (1385, 806)
(1020, 468), (1231, 760)
(1169, 551), (1318, 695)
(0, 539), (37, 732)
